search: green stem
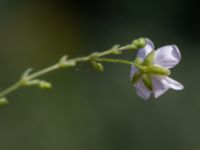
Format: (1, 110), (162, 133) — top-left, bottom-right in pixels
(0, 81), (22, 97)
(27, 64), (60, 80)
(96, 58), (134, 65)
(0, 39), (143, 100)
(97, 45), (130, 57)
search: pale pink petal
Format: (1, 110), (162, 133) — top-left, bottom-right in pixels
(134, 79), (152, 100)
(154, 45), (181, 69)
(162, 77), (184, 90)
(137, 39), (155, 60)
(151, 76), (169, 98)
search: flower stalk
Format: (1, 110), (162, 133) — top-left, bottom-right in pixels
(0, 38), (146, 105)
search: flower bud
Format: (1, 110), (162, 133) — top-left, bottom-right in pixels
(132, 38), (146, 48)
(91, 61), (104, 72)
(0, 98), (9, 107)
(39, 81), (52, 90)
(60, 60), (76, 68)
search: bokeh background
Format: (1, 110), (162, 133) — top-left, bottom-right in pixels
(0, 0), (199, 150)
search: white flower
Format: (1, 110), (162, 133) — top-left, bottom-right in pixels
(130, 39), (184, 100)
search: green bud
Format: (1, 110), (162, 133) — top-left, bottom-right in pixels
(0, 98), (9, 107)
(148, 65), (171, 76)
(39, 81), (52, 90)
(143, 51), (155, 66)
(91, 61), (104, 72)
(132, 38), (146, 48)
(142, 74), (153, 91)
(60, 60), (76, 68)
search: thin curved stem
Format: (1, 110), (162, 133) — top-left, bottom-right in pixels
(0, 38), (144, 101)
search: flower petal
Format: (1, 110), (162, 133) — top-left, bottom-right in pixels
(134, 79), (152, 100)
(137, 39), (155, 60)
(152, 76), (184, 98)
(162, 77), (184, 90)
(154, 45), (181, 68)
(130, 65), (138, 79)
(151, 76), (169, 98)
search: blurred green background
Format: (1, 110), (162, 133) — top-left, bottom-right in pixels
(0, 0), (199, 150)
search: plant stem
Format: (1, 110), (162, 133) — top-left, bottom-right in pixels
(0, 81), (22, 97)
(27, 64), (60, 80)
(96, 58), (134, 65)
(0, 40), (141, 99)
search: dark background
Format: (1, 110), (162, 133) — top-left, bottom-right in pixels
(0, 0), (199, 150)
